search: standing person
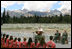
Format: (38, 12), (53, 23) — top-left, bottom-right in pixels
(1, 34), (6, 48)
(27, 37), (35, 48)
(9, 36), (13, 48)
(54, 30), (61, 43)
(47, 36), (56, 48)
(17, 38), (22, 48)
(12, 38), (17, 48)
(61, 30), (68, 44)
(5, 35), (9, 48)
(22, 37), (28, 48)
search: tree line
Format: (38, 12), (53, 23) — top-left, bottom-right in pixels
(1, 8), (71, 24)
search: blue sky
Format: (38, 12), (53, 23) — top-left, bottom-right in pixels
(1, 1), (71, 12)
(1, 3), (24, 12)
(51, 1), (61, 10)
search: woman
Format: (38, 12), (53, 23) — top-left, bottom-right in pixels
(12, 38), (17, 48)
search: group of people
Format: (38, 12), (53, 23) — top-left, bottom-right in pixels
(1, 30), (68, 48)
(54, 30), (68, 44)
(1, 33), (56, 48)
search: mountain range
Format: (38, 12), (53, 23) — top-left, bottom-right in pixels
(1, 8), (71, 17)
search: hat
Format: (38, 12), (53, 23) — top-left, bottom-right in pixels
(38, 27), (43, 31)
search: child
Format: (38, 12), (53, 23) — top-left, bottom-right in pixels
(1, 34), (6, 48)
(12, 38), (17, 48)
(17, 38), (22, 48)
(40, 37), (46, 48)
(22, 37), (28, 48)
(47, 36), (56, 48)
(27, 37), (35, 48)
(9, 36), (13, 48)
(5, 35), (9, 48)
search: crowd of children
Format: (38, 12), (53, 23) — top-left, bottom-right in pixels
(1, 33), (56, 48)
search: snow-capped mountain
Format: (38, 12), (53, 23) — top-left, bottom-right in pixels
(61, 8), (71, 16)
(1, 9), (71, 17)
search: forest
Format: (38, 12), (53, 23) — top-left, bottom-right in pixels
(1, 8), (71, 24)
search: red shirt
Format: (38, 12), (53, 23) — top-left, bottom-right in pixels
(30, 42), (35, 48)
(9, 40), (14, 48)
(36, 42), (46, 48)
(2, 38), (5, 47)
(47, 40), (56, 48)
(36, 42), (40, 48)
(22, 41), (28, 48)
(40, 43), (46, 48)
(12, 41), (17, 48)
(6, 38), (9, 48)
(17, 41), (22, 48)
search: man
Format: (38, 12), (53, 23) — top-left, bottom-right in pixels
(61, 30), (68, 44)
(47, 36), (56, 48)
(54, 30), (61, 43)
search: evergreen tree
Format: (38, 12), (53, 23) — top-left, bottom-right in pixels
(2, 8), (6, 23)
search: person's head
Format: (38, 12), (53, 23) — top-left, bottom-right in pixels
(14, 37), (17, 42)
(18, 38), (21, 42)
(9, 36), (13, 40)
(5, 35), (9, 43)
(23, 37), (26, 41)
(28, 37), (32, 45)
(64, 30), (67, 33)
(56, 30), (58, 33)
(50, 36), (53, 40)
(3, 34), (6, 38)
(6, 35), (9, 38)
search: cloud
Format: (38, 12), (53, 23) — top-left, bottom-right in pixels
(1, 1), (58, 11)
(1, 1), (16, 8)
(22, 1), (58, 11)
(1, 1), (71, 11)
(58, 1), (71, 11)
(1, 1), (25, 8)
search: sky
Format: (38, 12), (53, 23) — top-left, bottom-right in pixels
(1, 1), (71, 12)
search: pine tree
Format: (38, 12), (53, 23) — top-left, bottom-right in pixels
(2, 8), (6, 23)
